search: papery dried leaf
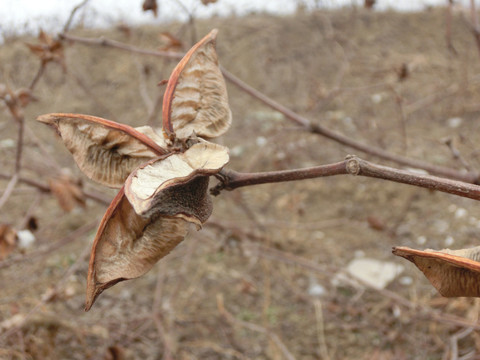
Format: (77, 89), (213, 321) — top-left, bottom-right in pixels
(124, 140), (229, 225)
(37, 113), (167, 188)
(163, 29), (232, 140)
(48, 173), (86, 212)
(0, 224), (17, 260)
(159, 32), (183, 52)
(25, 30), (66, 70)
(86, 188), (189, 311)
(142, 0), (158, 16)
(201, 0), (218, 4)
(393, 246), (480, 297)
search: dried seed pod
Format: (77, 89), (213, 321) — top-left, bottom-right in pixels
(86, 187), (190, 311)
(125, 140), (229, 225)
(393, 246), (480, 297)
(163, 29), (232, 140)
(37, 113), (167, 188)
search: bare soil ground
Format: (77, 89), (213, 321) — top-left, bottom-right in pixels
(2, 6), (480, 359)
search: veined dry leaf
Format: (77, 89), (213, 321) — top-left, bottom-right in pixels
(163, 29), (232, 140)
(86, 187), (190, 311)
(37, 113), (167, 188)
(48, 172), (85, 212)
(393, 246), (480, 297)
(0, 224), (17, 260)
(125, 140), (229, 225)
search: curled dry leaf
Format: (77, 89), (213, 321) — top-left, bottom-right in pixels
(25, 30), (66, 70)
(125, 140), (229, 224)
(0, 224), (17, 260)
(86, 187), (190, 311)
(37, 113), (167, 188)
(163, 29), (232, 140)
(393, 246), (480, 297)
(48, 172), (86, 212)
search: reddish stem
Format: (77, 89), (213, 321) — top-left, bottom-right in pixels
(213, 156), (480, 203)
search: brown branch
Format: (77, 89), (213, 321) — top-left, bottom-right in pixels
(212, 155), (480, 202)
(0, 171), (111, 206)
(59, 33), (183, 60)
(57, 33), (480, 183)
(0, 101), (25, 210)
(63, 0), (90, 33)
(0, 220), (97, 270)
(220, 67), (480, 184)
(28, 64), (46, 91)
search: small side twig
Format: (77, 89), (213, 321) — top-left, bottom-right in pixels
(63, 0), (90, 33)
(28, 64), (46, 91)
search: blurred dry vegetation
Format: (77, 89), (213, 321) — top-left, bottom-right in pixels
(3, 3), (480, 359)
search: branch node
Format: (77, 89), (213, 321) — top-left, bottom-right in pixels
(345, 155), (360, 175)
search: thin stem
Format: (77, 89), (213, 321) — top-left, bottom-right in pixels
(212, 161), (347, 195)
(220, 67), (480, 184)
(59, 33), (183, 60)
(0, 112), (24, 210)
(0, 171), (111, 206)
(63, 0), (90, 33)
(14, 115), (24, 174)
(29, 64), (45, 91)
(212, 155), (480, 203)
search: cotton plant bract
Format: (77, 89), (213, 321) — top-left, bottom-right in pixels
(37, 29), (231, 311)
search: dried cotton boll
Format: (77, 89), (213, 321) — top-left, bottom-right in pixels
(17, 230), (35, 249)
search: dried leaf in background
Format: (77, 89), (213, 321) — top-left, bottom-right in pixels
(201, 0), (218, 5)
(48, 172), (86, 212)
(159, 32), (183, 51)
(25, 30), (66, 70)
(393, 246), (480, 297)
(0, 224), (17, 260)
